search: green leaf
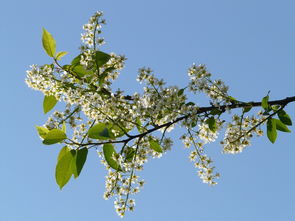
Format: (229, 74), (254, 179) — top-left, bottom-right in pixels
(178, 88), (185, 96)
(191, 120), (197, 128)
(124, 147), (136, 162)
(274, 119), (291, 132)
(135, 118), (144, 133)
(88, 123), (126, 140)
(71, 55), (81, 65)
(94, 51), (111, 67)
(103, 66), (116, 74)
(55, 147), (76, 189)
(57, 146), (70, 161)
(55, 51), (68, 60)
(88, 123), (112, 140)
(43, 95), (58, 114)
(205, 117), (217, 133)
(62, 121), (66, 133)
(210, 109), (223, 115)
(36, 126), (49, 139)
(267, 118), (277, 143)
(228, 96), (237, 102)
(149, 139), (163, 153)
(63, 64), (94, 78)
(262, 95), (269, 110)
(42, 28), (56, 57)
(103, 144), (121, 170)
(98, 88), (112, 97)
(43, 129), (67, 145)
(277, 110), (292, 126)
(271, 105), (280, 111)
(73, 148), (88, 178)
(243, 106), (252, 113)
(98, 72), (108, 86)
(72, 65), (94, 78)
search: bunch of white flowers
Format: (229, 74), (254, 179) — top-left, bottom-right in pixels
(25, 11), (294, 217)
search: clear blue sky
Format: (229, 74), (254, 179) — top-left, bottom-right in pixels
(1, 0), (295, 220)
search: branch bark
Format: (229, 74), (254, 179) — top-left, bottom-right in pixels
(66, 96), (295, 148)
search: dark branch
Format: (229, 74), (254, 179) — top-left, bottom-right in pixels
(66, 96), (295, 148)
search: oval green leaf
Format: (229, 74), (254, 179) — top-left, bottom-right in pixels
(57, 146), (70, 161)
(42, 28), (56, 57)
(149, 139), (163, 153)
(55, 51), (68, 60)
(103, 144), (121, 170)
(88, 123), (126, 140)
(88, 123), (112, 140)
(243, 106), (252, 113)
(73, 148), (88, 178)
(205, 117), (217, 132)
(210, 109), (223, 115)
(178, 88), (185, 96)
(72, 65), (94, 77)
(278, 110), (292, 126)
(36, 126), (49, 139)
(55, 147), (76, 189)
(62, 121), (66, 133)
(262, 95), (269, 110)
(94, 51), (111, 67)
(124, 147), (136, 162)
(274, 119), (291, 133)
(267, 118), (277, 143)
(43, 129), (67, 145)
(43, 95), (58, 114)
(71, 54), (82, 66)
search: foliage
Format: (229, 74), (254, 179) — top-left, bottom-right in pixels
(25, 11), (294, 217)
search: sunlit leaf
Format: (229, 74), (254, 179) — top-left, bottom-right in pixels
(43, 129), (67, 145)
(36, 126), (49, 139)
(88, 123), (112, 140)
(72, 65), (94, 77)
(57, 146), (70, 161)
(124, 147), (136, 162)
(205, 117), (217, 133)
(62, 121), (66, 133)
(271, 105), (280, 111)
(43, 95), (58, 114)
(135, 118), (144, 133)
(88, 123), (126, 140)
(228, 96), (237, 102)
(55, 51), (68, 60)
(55, 147), (76, 189)
(103, 144), (121, 170)
(149, 139), (163, 153)
(42, 28), (56, 57)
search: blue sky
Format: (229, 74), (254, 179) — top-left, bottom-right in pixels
(1, 0), (295, 220)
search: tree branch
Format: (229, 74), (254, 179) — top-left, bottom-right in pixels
(65, 96), (295, 148)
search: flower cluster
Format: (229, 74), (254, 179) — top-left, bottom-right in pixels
(25, 12), (278, 217)
(221, 111), (265, 154)
(188, 64), (230, 105)
(81, 11), (105, 49)
(181, 131), (220, 185)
